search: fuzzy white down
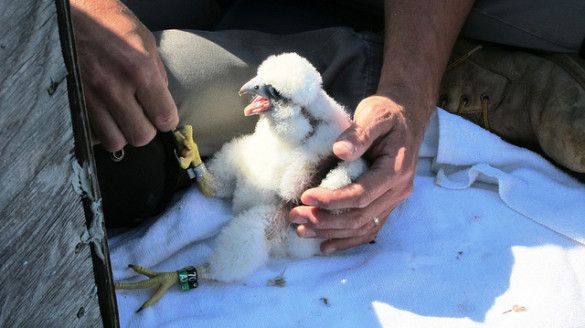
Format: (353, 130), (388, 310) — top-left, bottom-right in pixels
(199, 53), (367, 282)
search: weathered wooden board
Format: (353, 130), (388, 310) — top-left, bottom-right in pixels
(0, 0), (116, 326)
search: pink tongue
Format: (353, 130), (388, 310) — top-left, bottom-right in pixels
(244, 95), (270, 116)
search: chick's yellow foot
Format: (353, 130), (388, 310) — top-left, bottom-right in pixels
(173, 125), (216, 197)
(115, 264), (198, 312)
(174, 125), (202, 169)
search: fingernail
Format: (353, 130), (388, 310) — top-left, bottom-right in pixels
(302, 228), (316, 238)
(334, 140), (354, 155)
(303, 197), (318, 206)
(291, 217), (308, 224)
(323, 247), (336, 255)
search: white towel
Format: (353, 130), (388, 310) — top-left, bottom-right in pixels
(111, 109), (585, 328)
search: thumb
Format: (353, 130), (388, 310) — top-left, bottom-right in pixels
(333, 97), (396, 161)
(333, 123), (369, 161)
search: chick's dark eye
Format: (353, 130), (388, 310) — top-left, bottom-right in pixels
(266, 84), (281, 99)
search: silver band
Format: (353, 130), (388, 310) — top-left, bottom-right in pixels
(373, 217), (380, 226)
(187, 163), (209, 180)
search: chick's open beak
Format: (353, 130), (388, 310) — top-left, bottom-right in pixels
(239, 78), (271, 116)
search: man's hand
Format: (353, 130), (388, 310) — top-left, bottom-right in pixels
(288, 0), (474, 254)
(71, 0), (178, 151)
(289, 95), (428, 254)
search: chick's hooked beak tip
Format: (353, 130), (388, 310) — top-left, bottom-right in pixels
(238, 78), (259, 97)
(240, 79), (270, 116)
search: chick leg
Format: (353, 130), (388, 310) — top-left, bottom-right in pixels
(115, 264), (197, 312)
(202, 205), (273, 282)
(174, 124), (215, 197)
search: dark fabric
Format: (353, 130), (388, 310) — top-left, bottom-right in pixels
(462, 0), (585, 53)
(128, 0), (585, 53)
(124, 0), (386, 33)
(215, 0), (384, 34)
(95, 132), (191, 228)
(122, 0), (223, 31)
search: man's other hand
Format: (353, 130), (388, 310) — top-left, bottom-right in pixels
(290, 95), (427, 254)
(71, 0), (178, 151)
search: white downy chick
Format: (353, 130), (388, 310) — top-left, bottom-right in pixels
(199, 53), (367, 282)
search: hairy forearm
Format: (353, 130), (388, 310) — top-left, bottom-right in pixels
(378, 0), (474, 126)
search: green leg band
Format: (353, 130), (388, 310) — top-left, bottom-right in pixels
(114, 264), (199, 312)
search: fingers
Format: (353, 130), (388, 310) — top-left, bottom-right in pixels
(292, 186), (397, 238)
(76, 13), (176, 150)
(334, 123), (388, 161)
(295, 217), (378, 240)
(333, 124), (370, 161)
(153, 52), (169, 87)
(101, 85), (157, 147)
(127, 35), (178, 133)
(135, 69), (179, 133)
(85, 91), (126, 151)
(320, 232), (378, 254)
(301, 155), (398, 210)
(333, 96), (403, 161)
(291, 184), (406, 254)
(318, 204), (394, 254)
(84, 63), (159, 149)
(290, 206), (371, 230)
(289, 96), (419, 254)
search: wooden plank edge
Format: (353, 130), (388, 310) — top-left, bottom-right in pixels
(54, 0), (120, 327)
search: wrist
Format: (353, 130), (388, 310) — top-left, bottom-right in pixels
(372, 88), (434, 140)
(376, 82), (436, 108)
(376, 57), (441, 105)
